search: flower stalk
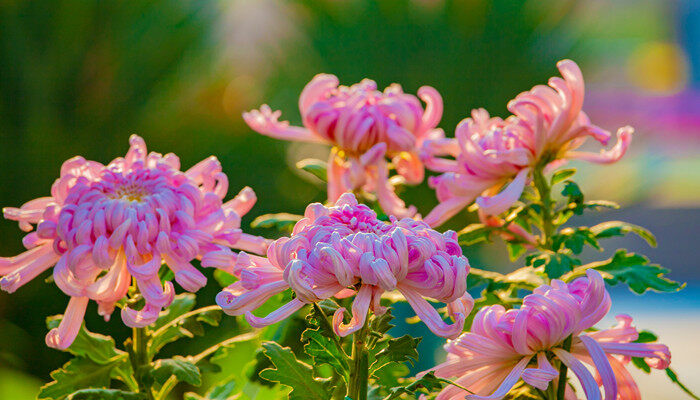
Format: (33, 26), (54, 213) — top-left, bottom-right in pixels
(555, 335), (573, 400)
(348, 320), (370, 400)
(129, 326), (154, 400)
(532, 163), (554, 249)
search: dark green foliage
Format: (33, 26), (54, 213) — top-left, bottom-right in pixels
(146, 357), (202, 387)
(593, 250), (683, 294)
(67, 389), (145, 400)
(296, 158), (328, 182)
(251, 213), (303, 232)
(259, 342), (330, 400)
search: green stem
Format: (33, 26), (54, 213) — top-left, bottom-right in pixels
(313, 303), (347, 357)
(347, 321), (370, 400)
(556, 335), (572, 400)
(533, 166), (554, 249)
(130, 327), (155, 400)
(191, 331), (259, 364)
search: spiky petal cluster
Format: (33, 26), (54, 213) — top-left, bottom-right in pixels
(243, 74), (444, 218)
(423, 60), (633, 227)
(0, 135), (268, 349)
(428, 270), (670, 400)
(211, 193), (473, 338)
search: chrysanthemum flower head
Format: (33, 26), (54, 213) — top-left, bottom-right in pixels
(243, 74), (445, 218)
(423, 60), (633, 227)
(0, 135), (268, 349)
(429, 269), (670, 400)
(211, 192), (473, 338)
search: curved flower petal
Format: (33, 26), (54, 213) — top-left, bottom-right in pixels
(564, 126), (633, 164)
(552, 348), (602, 400)
(580, 335), (618, 400)
(45, 296), (89, 350)
(475, 168), (530, 216)
(245, 298), (306, 328)
(332, 284), (373, 336)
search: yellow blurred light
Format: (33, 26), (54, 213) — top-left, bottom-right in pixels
(627, 41), (689, 94)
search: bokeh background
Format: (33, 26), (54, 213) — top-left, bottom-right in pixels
(0, 0), (698, 398)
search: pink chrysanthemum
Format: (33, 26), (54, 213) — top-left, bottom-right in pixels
(428, 269), (670, 400)
(0, 135), (268, 349)
(422, 60), (633, 227)
(209, 193), (473, 338)
(243, 74), (444, 218)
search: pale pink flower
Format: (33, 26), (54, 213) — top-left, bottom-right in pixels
(0, 135), (268, 349)
(428, 270), (670, 400)
(243, 74), (444, 218)
(423, 60), (633, 227)
(210, 193), (473, 338)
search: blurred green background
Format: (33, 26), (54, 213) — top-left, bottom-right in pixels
(1, 0), (698, 398)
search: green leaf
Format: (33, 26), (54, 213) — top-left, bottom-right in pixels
(383, 372), (444, 399)
(46, 317), (124, 365)
(259, 342), (329, 400)
(665, 368), (700, 400)
(506, 242), (527, 261)
(561, 181), (584, 215)
(250, 213), (303, 231)
(551, 168), (576, 185)
(552, 228), (600, 254)
(147, 357), (202, 387)
(589, 221), (657, 247)
(593, 250), (683, 294)
(529, 252), (581, 280)
(67, 389), (145, 400)
(583, 200), (620, 210)
(504, 381), (542, 399)
(152, 294), (196, 331)
(296, 159), (328, 182)
(149, 300), (222, 356)
(39, 358), (123, 400)
(302, 329), (349, 380)
(458, 224), (491, 246)
(184, 379), (238, 400)
(635, 330), (658, 343)
(631, 357), (651, 373)
(371, 335), (421, 373)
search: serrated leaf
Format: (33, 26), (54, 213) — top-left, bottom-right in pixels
(250, 213), (302, 231)
(259, 342), (329, 400)
(370, 310), (395, 337)
(296, 159), (328, 182)
(46, 317), (124, 365)
(561, 181), (584, 215)
(590, 221), (657, 247)
(593, 250), (683, 294)
(529, 252), (581, 279)
(302, 329), (349, 380)
(383, 372), (444, 399)
(371, 335), (421, 373)
(458, 224), (491, 246)
(67, 389), (145, 400)
(551, 168), (576, 185)
(552, 228), (600, 254)
(39, 358), (122, 400)
(184, 379), (238, 400)
(147, 357), (202, 387)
